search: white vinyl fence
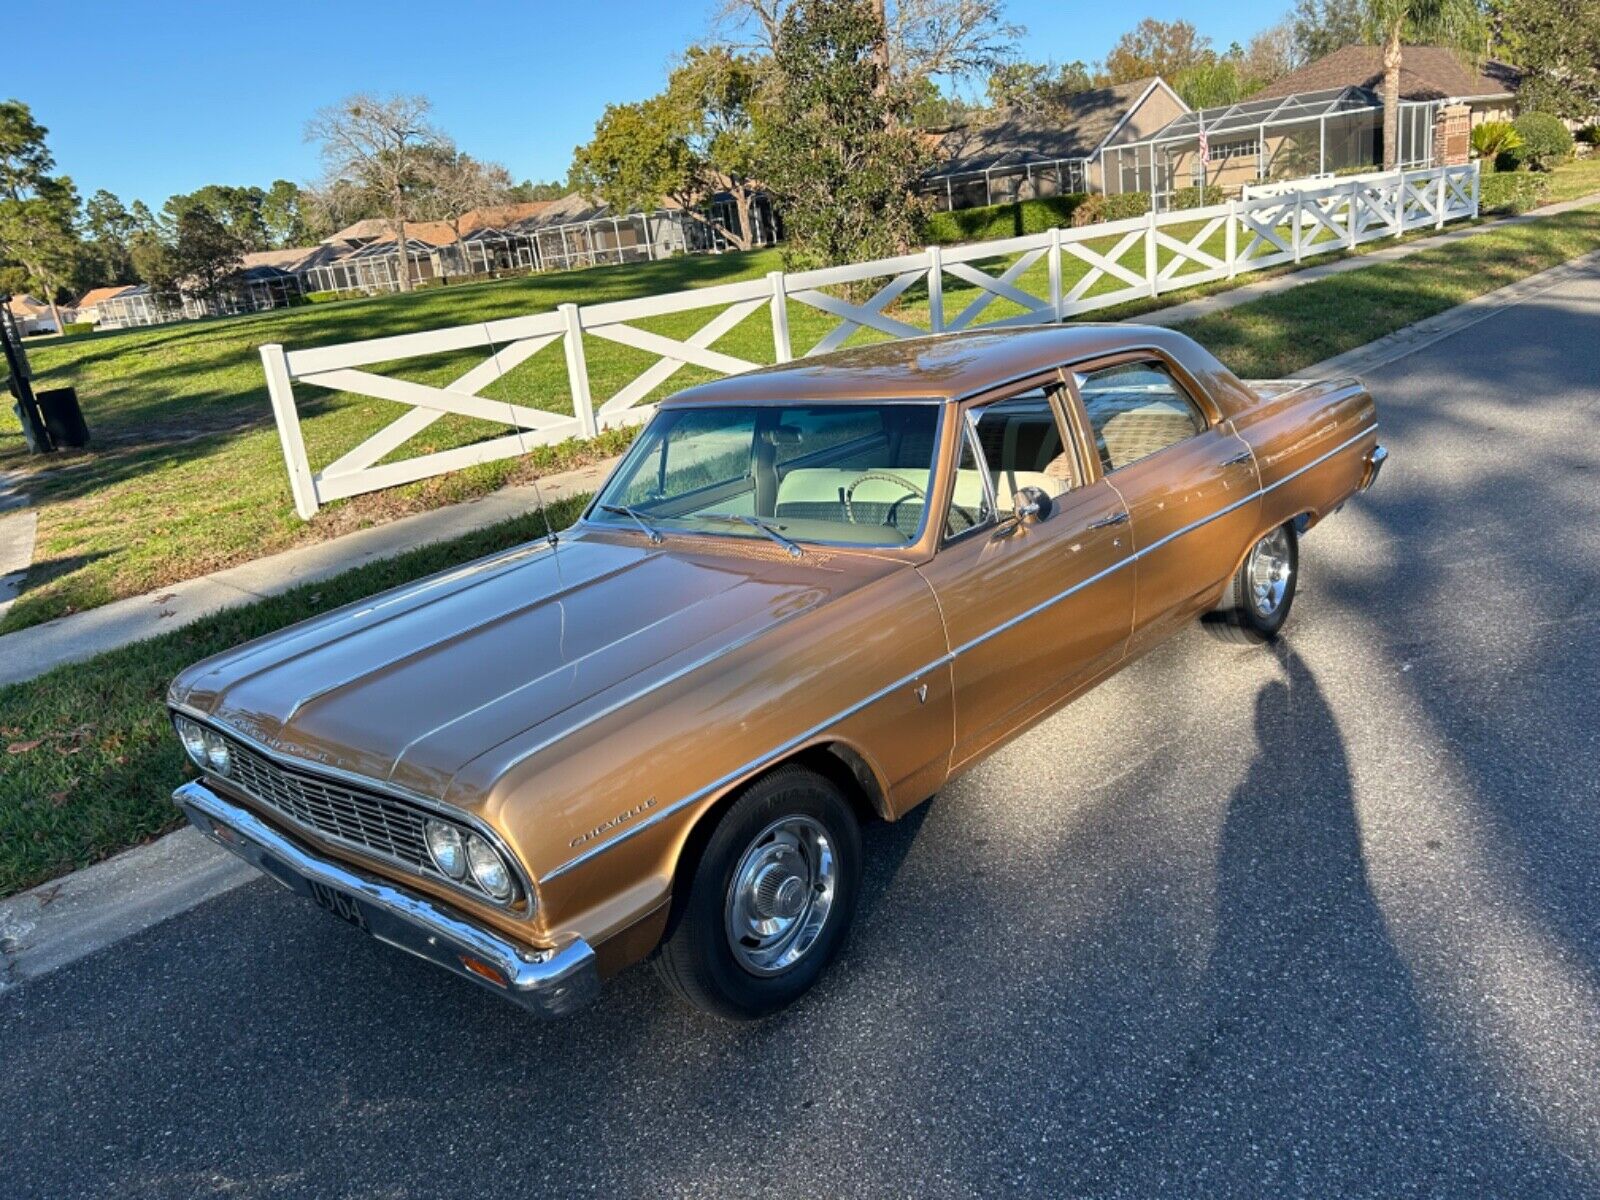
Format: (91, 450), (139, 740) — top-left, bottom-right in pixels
(265, 163), (1478, 518)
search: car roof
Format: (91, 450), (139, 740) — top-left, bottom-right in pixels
(659, 324), (1197, 407)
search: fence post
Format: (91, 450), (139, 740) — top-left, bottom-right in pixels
(1434, 168), (1447, 230)
(767, 271), (792, 363)
(1391, 169), (1405, 239)
(1048, 227), (1064, 322)
(1470, 161), (1481, 219)
(1144, 208), (1159, 298)
(261, 344), (319, 521)
(926, 244), (944, 333)
(1292, 191), (1304, 263)
(560, 303), (598, 438)
(1225, 201), (1238, 279)
(1346, 180), (1359, 250)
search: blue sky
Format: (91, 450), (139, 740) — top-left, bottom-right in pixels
(14, 0), (1291, 208)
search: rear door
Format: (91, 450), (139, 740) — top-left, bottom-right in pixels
(1064, 355), (1260, 653)
(918, 376), (1136, 770)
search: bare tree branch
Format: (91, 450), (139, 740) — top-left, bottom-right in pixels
(304, 93), (443, 291)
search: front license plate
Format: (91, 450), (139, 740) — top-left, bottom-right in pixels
(309, 879), (369, 933)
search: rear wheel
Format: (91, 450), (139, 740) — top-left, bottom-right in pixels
(654, 765), (861, 1020)
(1209, 522), (1299, 644)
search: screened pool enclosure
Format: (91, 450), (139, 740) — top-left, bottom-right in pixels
(1103, 87), (1439, 207)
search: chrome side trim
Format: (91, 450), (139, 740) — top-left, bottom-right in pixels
(544, 654), (955, 880)
(544, 420), (1378, 878)
(174, 781), (596, 1017)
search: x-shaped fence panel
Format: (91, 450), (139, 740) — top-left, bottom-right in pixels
(1061, 226), (1148, 310)
(942, 249), (1053, 330)
(1154, 213), (1229, 286)
(587, 298), (768, 419)
(1237, 200), (1296, 269)
(791, 270), (929, 356)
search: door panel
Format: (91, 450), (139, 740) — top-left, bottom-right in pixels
(1069, 358), (1260, 652)
(1110, 429), (1260, 649)
(919, 397), (1135, 769)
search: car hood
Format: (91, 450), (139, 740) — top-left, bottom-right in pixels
(171, 530), (900, 803)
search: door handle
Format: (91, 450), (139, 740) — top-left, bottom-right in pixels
(1223, 450), (1253, 467)
(1087, 511), (1129, 530)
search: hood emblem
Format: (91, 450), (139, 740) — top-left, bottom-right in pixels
(914, 683), (928, 704)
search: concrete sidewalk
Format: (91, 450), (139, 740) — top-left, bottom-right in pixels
(0, 457), (615, 687)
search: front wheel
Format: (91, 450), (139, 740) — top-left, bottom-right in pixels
(653, 766), (861, 1020)
(1209, 522), (1299, 643)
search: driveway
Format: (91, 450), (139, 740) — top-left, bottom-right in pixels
(4, 267), (1599, 1199)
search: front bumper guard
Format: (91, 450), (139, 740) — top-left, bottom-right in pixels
(174, 780), (598, 1017)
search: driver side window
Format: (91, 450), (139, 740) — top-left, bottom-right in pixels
(945, 385), (1078, 540)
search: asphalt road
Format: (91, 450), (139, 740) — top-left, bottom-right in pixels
(6, 267), (1600, 1199)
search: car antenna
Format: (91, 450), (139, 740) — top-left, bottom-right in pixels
(530, 473), (559, 550)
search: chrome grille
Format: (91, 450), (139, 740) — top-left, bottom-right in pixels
(223, 737), (432, 874)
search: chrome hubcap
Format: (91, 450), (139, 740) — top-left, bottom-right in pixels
(1247, 526), (1293, 618)
(725, 815), (836, 975)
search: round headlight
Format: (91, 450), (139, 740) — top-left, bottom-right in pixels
(465, 834), (514, 901)
(175, 716), (208, 768)
(200, 728), (231, 775)
(424, 820), (467, 879)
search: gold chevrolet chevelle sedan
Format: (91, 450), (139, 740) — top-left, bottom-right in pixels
(170, 325), (1386, 1020)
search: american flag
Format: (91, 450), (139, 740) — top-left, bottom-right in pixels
(1198, 123), (1210, 165)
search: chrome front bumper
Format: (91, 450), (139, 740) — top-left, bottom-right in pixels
(173, 781), (598, 1017)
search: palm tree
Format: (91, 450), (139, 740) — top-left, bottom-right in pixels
(1364, 0), (1484, 169)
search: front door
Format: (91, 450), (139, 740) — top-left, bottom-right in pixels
(918, 379), (1136, 770)
(1066, 356), (1261, 653)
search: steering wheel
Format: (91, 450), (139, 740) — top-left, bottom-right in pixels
(843, 472), (927, 526)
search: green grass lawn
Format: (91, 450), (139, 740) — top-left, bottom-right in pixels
(1538, 155), (1600, 205)
(3, 160), (1597, 636)
(3, 203), (1599, 898)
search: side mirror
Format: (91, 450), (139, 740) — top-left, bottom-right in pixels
(1013, 485), (1050, 525)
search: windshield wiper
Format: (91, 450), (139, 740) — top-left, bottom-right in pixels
(697, 513), (804, 558)
(598, 503), (663, 544)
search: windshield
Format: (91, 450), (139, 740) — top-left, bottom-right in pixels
(590, 402), (944, 548)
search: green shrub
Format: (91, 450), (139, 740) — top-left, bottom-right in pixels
(61, 321), (95, 336)
(1471, 120), (1522, 161)
(1168, 184), (1225, 210)
(921, 192), (1090, 244)
(1070, 194), (1106, 226)
(1478, 169), (1550, 214)
(1509, 113), (1574, 171)
(1102, 192), (1152, 221)
(304, 290), (344, 303)
(1576, 123), (1600, 146)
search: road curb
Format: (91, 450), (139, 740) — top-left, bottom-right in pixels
(5, 246), (1598, 998)
(0, 827), (255, 995)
